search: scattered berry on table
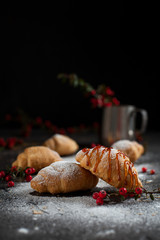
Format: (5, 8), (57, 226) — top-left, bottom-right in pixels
(142, 167), (147, 173)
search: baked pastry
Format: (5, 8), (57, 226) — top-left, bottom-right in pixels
(30, 161), (98, 194)
(12, 146), (62, 171)
(43, 134), (79, 156)
(111, 140), (144, 163)
(76, 146), (142, 190)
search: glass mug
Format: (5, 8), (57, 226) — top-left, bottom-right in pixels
(101, 105), (148, 146)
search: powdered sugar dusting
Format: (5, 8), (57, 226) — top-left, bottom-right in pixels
(111, 140), (132, 151)
(31, 161), (85, 191)
(1, 148), (160, 239)
(40, 161), (81, 179)
(18, 228), (29, 234)
(32, 174), (45, 185)
(1, 136), (160, 239)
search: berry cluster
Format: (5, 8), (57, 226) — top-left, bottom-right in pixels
(0, 166), (35, 187)
(92, 190), (107, 205)
(92, 187), (144, 205)
(142, 167), (155, 175)
(0, 137), (23, 150)
(2, 112), (100, 141)
(58, 73), (120, 108)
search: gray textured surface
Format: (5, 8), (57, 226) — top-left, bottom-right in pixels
(0, 132), (160, 240)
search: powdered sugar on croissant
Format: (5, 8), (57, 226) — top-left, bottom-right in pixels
(76, 146), (142, 190)
(31, 161), (98, 194)
(111, 139), (144, 163)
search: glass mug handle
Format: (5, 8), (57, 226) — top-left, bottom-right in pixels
(128, 108), (148, 138)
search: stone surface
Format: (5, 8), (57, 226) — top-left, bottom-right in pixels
(0, 132), (160, 240)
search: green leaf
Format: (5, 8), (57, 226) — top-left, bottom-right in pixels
(79, 78), (85, 87)
(150, 194), (154, 201)
(86, 85), (93, 93)
(135, 194), (139, 200)
(120, 195), (125, 201)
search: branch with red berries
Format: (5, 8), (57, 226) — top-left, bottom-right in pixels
(92, 187), (160, 205)
(0, 167), (35, 188)
(92, 166), (158, 205)
(0, 137), (23, 151)
(1, 110), (100, 141)
(57, 73), (120, 108)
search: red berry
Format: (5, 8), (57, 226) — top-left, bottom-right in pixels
(92, 192), (99, 199)
(119, 188), (127, 196)
(25, 168), (33, 175)
(5, 175), (12, 181)
(99, 190), (107, 199)
(90, 90), (96, 95)
(30, 168), (36, 174)
(104, 102), (112, 107)
(7, 181), (14, 187)
(67, 127), (75, 134)
(0, 171), (6, 178)
(35, 116), (43, 125)
(96, 197), (104, 205)
(90, 98), (98, 108)
(150, 169), (155, 175)
(142, 167), (147, 173)
(129, 193), (135, 198)
(11, 166), (17, 172)
(106, 87), (114, 96)
(91, 143), (96, 148)
(7, 137), (17, 149)
(26, 175), (32, 182)
(45, 120), (52, 128)
(59, 128), (66, 135)
(112, 97), (120, 106)
(0, 138), (6, 147)
(135, 187), (142, 195)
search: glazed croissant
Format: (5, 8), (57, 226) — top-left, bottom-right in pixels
(111, 140), (144, 163)
(43, 134), (79, 156)
(76, 146), (142, 190)
(12, 146), (62, 171)
(31, 161), (99, 194)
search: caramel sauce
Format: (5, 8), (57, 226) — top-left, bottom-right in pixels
(82, 146), (137, 189)
(116, 152), (121, 181)
(93, 146), (106, 173)
(124, 159), (134, 189)
(133, 171), (138, 186)
(128, 164), (133, 189)
(82, 148), (90, 166)
(107, 147), (112, 183)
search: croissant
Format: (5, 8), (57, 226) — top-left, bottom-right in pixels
(43, 134), (79, 156)
(76, 146), (142, 190)
(111, 140), (144, 163)
(30, 161), (98, 194)
(12, 146), (62, 171)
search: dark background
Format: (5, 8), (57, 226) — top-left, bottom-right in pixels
(1, 1), (159, 130)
